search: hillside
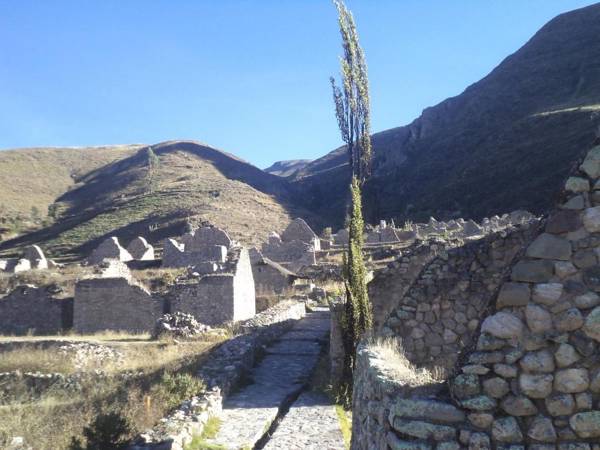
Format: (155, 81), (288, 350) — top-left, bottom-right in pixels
(0, 141), (312, 259)
(264, 159), (311, 177)
(292, 3), (600, 227)
(0, 145), (141, 225)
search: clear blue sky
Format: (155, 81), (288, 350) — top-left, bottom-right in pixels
(0, 0), (596, 168)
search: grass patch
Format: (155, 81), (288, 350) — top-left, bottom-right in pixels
(0, 333), (226, 449)
(184, 416), (224, 450)
(335, 404), (352, 449)
(0, 337), (220, 375)
(366, 337), (446, 386)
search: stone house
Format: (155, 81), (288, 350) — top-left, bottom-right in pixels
(252, 257), (302, 296)
(168, 247), (255, 325)
(261, 218), (320, 271)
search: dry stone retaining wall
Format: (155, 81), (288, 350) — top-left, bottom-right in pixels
(352, 144), (600, 449)
(377, 224), (540, 370)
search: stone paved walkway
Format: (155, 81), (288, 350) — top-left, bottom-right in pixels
(262, 391), (345, 450)
(205, 309), (344, 449)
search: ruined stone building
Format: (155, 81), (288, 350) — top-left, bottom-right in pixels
(73, 262), (163, 334)
(261, 218), (319, 272)
(168, 246), (255, 326)
(69, 225), (256, 332)
(0, 285), (72, 335)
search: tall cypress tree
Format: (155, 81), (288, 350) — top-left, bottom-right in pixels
(330, 0), (373, 393)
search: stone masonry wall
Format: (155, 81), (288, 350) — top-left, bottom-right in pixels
(74, 278), (163, 333)
(168, 276), (235, 326)
(0, 286), (71, 335)
(378, 224), (540, 370)
(168, 248), (255, 325)
(233, 247), (256, 321)
(369, 241), (450, 331)
(351, 144), (600, 449)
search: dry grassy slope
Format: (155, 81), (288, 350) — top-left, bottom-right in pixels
(292, 3), (600, 227)
(0, 141), (310, 258)
(0, 145), (142, 221)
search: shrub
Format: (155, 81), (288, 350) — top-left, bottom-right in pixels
(158, 372), (206, 408)
(69, 412), (132, 450)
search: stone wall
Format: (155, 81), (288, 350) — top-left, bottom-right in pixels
(369, 241), (445, 331)
(0, 286), (71, 335)
(252, 258), (296, 296)
(351, 144), (600, 449)
(74, 277), (163, 333)
(169, 248), (255, 325)
(377, 224), (540, 370)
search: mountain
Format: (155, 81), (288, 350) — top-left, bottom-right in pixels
(0, 145), (142, 224)
(291, 3), (600, 227)
(0, 141), (313, 259)
(264, 160), (311, 177)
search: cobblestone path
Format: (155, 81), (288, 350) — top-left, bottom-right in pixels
(262, 391), (345, 450)
(205, 309), (345, 449)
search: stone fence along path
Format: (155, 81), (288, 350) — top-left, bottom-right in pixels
(204, 309), (345, 449)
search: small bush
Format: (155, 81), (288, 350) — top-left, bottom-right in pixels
(158, 372), (206, 409)
(69, 412), (132, 450)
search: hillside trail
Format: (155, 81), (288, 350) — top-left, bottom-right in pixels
(204, 308), (345, 450)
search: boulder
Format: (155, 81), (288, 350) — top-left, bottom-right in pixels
(497, 282), (530, 308)
(546, 210), (583, 233)
(492, 417), (523, 443)
(565, 177), (590, 193)
(554, 368), (589, 393)
(545, 394), (575, 416)
(501, 396), (538, 416)
(583, 306), (600, 341)
(554, 344), (581, 368)
(481, 312), (524, 340)
(388, 399), (465, 424)
(525, 305), (553, 334)
(580, 145), (600, 178)
(570, 411), (600, 438)
(519, 350), (555, 373)
(519, 374), (553, 398)
(512, 260), (554, 283)
(532, 283), (563, 306)
(525, 233), (571, 261)
(583, 207), (600, 233)
(527, 416), (557, 443)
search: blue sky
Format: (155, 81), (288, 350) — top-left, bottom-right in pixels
(0, 0), (596, 168)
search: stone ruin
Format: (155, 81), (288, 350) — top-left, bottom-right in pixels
(162, 225), (232, 271)
(87, 237), (133, 265)
(127, 236), (154, 260)
(0, 284), (72, 335)
(71, 226), (256, 332)
(260, 218), (319, 272)
(74, 261), (163, 333)
(0, 225), (257, 334)
(0, 244), (53, 274)
(330, 210), (536, 248)
(350, 143), (600, 449)
(86, 236), (156, 266)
